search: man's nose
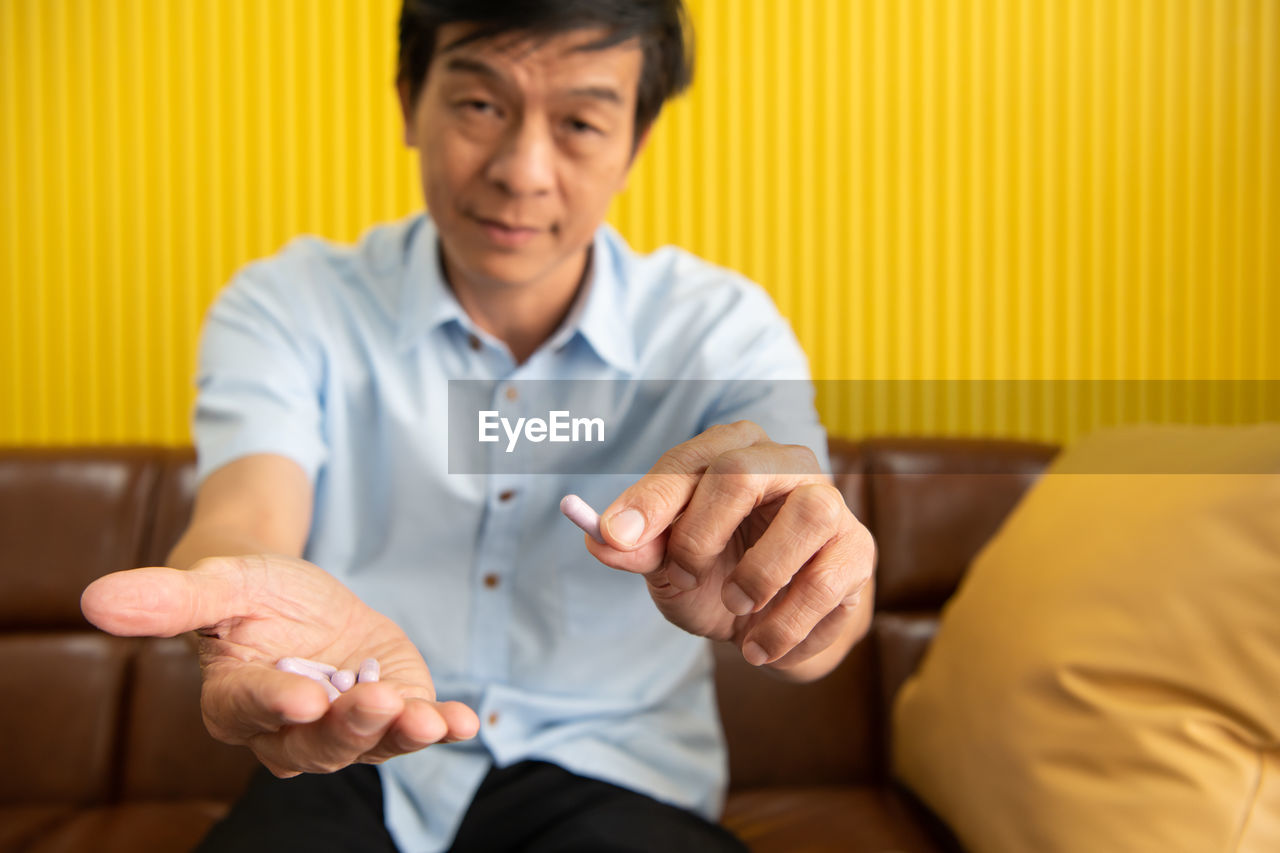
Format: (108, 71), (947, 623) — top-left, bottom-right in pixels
(485, 117), (555, 198)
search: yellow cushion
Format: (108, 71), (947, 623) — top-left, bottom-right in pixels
(892, 424), (1280, 853)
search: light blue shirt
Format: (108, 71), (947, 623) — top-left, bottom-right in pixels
(194, 213), (827, 852)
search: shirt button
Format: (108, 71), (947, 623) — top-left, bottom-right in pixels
(504, 386), (518, 401)
(487, 711), (500, 726)
(483, 573), (500, 589)
(498, 489), (517, 503)
(468, 334), (482, 351)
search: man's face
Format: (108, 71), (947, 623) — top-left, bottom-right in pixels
(400, 25), (646, 292)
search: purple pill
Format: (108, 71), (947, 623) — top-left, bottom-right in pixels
(559, 494), (604, 544)
(277, 658), (341, 702)
(277, 656), (337, 676)
(331, 669), (356, 692)
(357, 658), (380, 684)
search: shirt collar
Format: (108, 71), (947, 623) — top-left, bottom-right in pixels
(396, 215), (467, 352)
(546, 226), (636, 375)
(396, 215), (636, 375)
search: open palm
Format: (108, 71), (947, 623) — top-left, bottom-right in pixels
(82, 554), (478, 777)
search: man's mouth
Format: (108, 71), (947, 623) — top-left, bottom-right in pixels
(470, 215), (542, 248)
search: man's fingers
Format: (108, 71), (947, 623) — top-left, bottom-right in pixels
(737, 524), (873, 665)
(716, 483), (841, 614)
(436, 700), (482, 741)
(598, 421), (770, 551)
(81, 560), (250, 638)
(667, 446), (825, 588)
(249, 683), (406, 775)
(752, 589), (864, 670)
(356, 699), (444, 763)
(202, 661), (332, 744)
(250, 692), (480, 775)
(583, 531), (668, 576)
(358, 699), (480, 763)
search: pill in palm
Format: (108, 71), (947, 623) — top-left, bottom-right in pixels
(277, 658), (341, 701)
(276, 653), (335, 676)
(291, 656), (339, 675)
(277, 657), (331, 679)
(559, 494), (604, 544)
(331, 669), (356, 692)
(276, 657), (380, 702)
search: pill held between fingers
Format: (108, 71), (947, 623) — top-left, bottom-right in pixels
(559, 494), (604, 544)
(331, 669), (356, 692)
(357, 658), (380, 684)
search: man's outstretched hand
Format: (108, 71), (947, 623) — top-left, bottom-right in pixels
(583, 421), (876, 681)
(81, 555), (479, 777)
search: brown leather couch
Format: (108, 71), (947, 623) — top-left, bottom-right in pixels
(0, 437), (1058, 852)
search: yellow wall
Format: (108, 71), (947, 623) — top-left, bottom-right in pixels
(1, 0), (1276, 446)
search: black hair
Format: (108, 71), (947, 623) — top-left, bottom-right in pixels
(397, 0), (694, 143)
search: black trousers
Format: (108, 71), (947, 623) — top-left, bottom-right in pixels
(196, 760), (749, 852)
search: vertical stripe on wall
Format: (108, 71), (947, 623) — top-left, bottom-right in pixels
(1, 0), (1276, 445)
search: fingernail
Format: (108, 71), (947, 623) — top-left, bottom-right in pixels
(605, 509), (645, 546)
(723, 582), (754, 616)
(743, 642), (768, 666)
(666, 564), (698, 590)
(350, 703), (395, 736)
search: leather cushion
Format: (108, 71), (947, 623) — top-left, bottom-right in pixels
(0, 805), (76, 852)
(19, 801), (228, 853)
(142, 450), (198, 567)
(0, 633), (134, 803)
(0, 449), (161, 627)
(714, 637), (878, 788)
(121, 638), (260, 801)
(873, 612), (940, 774)
(862, 438), (1055, 609)
(722, 784), (959, 852)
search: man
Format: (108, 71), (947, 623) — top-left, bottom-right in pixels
(81, 2), (876, 850)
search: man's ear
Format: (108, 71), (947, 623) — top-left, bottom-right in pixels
(397, 80), (418, 148)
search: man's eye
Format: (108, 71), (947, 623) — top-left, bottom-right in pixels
(565, 118), (600, 135)
(459, 100), (498, 116)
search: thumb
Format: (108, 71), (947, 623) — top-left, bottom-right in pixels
(599, 473), (695, 552)
(598, 422), (772, 551)
(81, 560), (248, 638)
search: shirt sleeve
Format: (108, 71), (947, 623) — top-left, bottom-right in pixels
(696, 285), (832, 474)
(192, 266), (329, 486)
